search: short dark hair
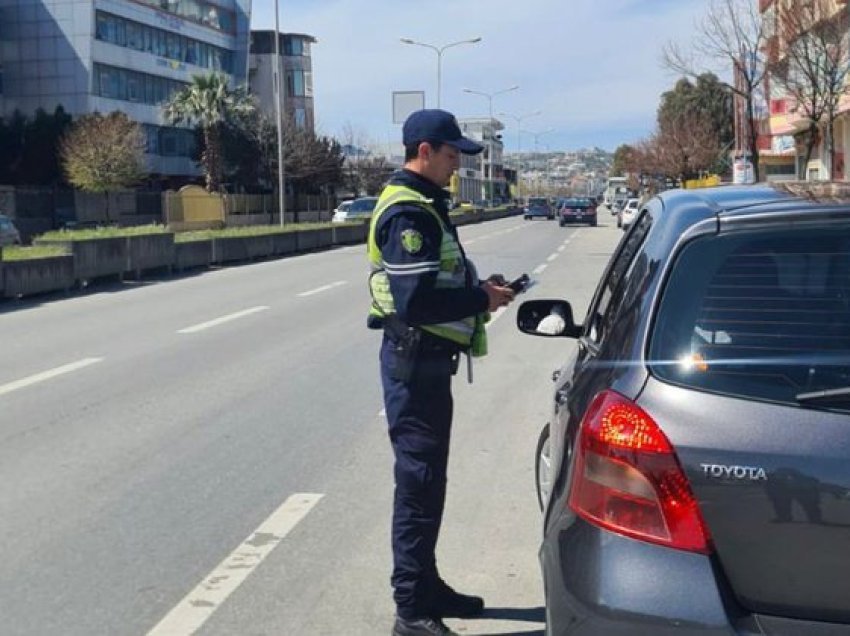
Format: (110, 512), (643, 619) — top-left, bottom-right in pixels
(404, 140), (444, 162)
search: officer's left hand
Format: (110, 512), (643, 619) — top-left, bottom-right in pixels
(486, 274), (507, 286)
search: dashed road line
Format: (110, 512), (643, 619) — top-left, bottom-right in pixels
(146, 493), (324, 636)
(0, 357), (104, 397)
(297, 281), (347, 297)
(533, 264), (547, 275)
(178, 306), (269, 334)
(546, 253), (558, 262)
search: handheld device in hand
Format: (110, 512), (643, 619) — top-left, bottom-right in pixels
(508, 273), (530, 293)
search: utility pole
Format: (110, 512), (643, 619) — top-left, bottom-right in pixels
(273, 1), (286, 226)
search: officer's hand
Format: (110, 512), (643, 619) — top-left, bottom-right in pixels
(481, 280), (515, 311)
(486, 273), (507, 286)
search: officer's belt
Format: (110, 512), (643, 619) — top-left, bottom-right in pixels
(382, 315), (462, 354)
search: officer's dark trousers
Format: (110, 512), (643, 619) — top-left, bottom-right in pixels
(380, 335), (454, 620)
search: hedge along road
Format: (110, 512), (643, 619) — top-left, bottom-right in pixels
(0, 214), (623, 635)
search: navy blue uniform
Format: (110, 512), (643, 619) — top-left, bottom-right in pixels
(370, 169), (488, 620)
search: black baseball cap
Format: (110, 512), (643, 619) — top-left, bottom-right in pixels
(403, 109), (484, 155)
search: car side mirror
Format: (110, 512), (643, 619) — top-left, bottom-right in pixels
(516, 299), (582, 338)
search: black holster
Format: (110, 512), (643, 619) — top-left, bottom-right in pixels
(383, 315), (422, 382)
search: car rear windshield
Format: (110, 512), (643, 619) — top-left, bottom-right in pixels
(528, 198), (548, 206)
(563, 198), (591, 207)
(649, 225), (850, 406)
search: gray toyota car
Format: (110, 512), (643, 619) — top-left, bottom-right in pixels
(517, 183), (850, 635)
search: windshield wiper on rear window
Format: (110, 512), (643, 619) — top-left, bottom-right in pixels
(796, 386), (850, 405)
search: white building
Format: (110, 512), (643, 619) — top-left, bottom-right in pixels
(457, 117), (507, 203)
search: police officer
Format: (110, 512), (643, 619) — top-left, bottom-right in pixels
(367, 109), (515, 636)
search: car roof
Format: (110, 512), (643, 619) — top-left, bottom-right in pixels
(655, 182), (850, 227)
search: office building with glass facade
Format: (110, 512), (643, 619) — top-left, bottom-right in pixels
(0, 0), (251, 180)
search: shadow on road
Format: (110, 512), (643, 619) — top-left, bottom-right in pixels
(457, 606), (545, 634)
(480, 606), (544, 622)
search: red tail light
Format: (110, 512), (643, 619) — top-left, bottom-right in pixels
(568, 390), (712, 554)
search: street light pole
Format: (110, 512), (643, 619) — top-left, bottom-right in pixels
(498, 110), (541, 202)
(463, 85), (518, 202)
(273, 0), (286, 226)
(400, 37), (482, 108)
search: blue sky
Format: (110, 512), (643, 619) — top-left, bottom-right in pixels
(250, 0), (717, 153)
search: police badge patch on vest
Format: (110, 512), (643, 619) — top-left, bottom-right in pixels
(401, 229), (423, 254)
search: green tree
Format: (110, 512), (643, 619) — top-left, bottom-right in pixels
(657, 74), (733, 174)
(164, 73), (254, 192)
(611, 144), (635, 177)
(59, 112), (146, 222)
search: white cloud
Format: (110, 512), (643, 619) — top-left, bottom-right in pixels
(252, 0), (720, 151)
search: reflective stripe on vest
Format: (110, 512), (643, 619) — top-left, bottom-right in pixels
(367, 184), (475, 346)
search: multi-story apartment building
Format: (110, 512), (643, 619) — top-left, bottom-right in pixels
(457, 117), (507, 203)
(0, 0), (251, 181)
(248, 30), (315, 132)
(760, 0), (850, 181)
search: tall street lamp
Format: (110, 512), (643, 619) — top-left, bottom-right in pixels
(400, 37), (482, 108)
(273, 0), (286, 226)
(499, 110), (541, 201)
(462, 84), (518, 120)
(463, 85), (519, 202)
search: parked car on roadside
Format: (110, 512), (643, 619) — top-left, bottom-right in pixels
(557, 197), (597, 227)
(0, 214), (21, 246)
(618, 197), (640, 229)
(524, 196), (554, 220)
(331, 196), (378, 223)
(517, 183), (850, 635)
(332, 199), (354, 219)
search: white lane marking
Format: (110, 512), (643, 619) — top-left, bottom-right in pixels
(178, 306), (269, 334)
(146, 493), (324, 636)
(297, 280), (347, 297)
(533, 264), (547, 275)
(557, 246), (566, 252)
(546, 253), (558, 262)
(0, 358), (104, 397)
(378, 408), (386, 417)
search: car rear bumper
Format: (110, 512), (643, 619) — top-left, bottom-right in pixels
(559, 214), (596, 224)
(542, 513), (850, 634)
(542, 514), (742, 635)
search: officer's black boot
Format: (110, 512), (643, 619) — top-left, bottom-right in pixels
(432, 580), (485, 618)
(392, 616), (458, 636)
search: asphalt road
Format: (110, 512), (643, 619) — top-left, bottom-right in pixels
(0, 211), (623, 636)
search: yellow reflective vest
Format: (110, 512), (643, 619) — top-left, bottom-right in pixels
(367, 183), (487, 354)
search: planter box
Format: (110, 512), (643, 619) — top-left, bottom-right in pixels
(36, 237), (127, 284)
(272, 232), (297, 256)
(2, 255), (74, 298)
(175, 240), (212, 271)
(127, 233), (175, 278)
(331, 223), (368, 245)
(296, 227), (333, 252)
(211, 235), (275, 264)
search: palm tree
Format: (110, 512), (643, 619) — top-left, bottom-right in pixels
(164, 73), (255, 192)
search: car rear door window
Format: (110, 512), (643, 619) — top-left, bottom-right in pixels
(586, 209), (652, 345)
(649, 226), (850, 406)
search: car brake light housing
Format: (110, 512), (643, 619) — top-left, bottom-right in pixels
(568, 390), (712, 554)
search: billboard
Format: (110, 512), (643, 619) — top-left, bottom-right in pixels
(392, 91), (425, 125)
